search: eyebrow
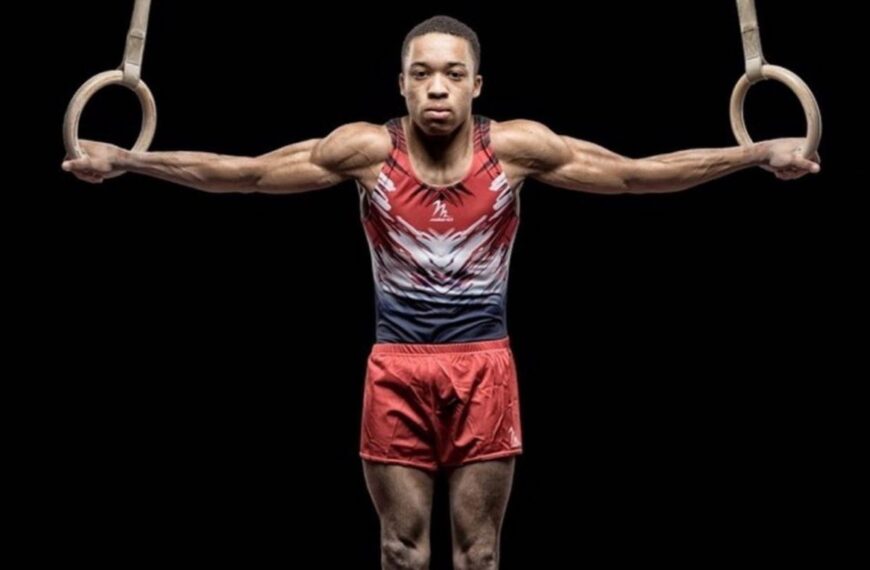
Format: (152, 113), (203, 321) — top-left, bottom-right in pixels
(410, 61), (468, 69)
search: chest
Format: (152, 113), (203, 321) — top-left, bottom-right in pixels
(391, 182), (501, 232)
(360, 160), (523, 193)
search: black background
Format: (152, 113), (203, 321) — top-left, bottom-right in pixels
(38, 1), (853, 567)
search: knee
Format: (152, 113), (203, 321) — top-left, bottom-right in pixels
(454, 541), (498, 570)
(381, 538), (430, 570)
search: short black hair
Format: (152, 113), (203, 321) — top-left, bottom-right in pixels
(402, 15), (481, 73)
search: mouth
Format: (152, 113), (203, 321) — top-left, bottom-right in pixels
(423, 108), (451, 120)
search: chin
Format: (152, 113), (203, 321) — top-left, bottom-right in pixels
(416, 117), (457, 136)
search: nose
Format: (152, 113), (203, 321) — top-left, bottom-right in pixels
(427, 74), (448, 99)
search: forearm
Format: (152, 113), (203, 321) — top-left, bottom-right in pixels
(630, 142), (770, 194)
(115, 149), (261, 193)
(114, 139), (343, 194)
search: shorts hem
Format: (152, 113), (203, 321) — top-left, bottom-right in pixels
(443, 448), (523, 469)
(359, 452), (439, 473)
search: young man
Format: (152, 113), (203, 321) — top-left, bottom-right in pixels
(63, 15), (821, 570)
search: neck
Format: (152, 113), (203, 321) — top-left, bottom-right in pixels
(405, 115), (473, 168)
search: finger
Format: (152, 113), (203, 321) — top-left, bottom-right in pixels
(62, 159), (89, 172)
(795, 158), (820, 173)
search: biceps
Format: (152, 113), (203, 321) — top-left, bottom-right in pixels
(535, 162), (626, 193)
(535, 137), (634, 193)
(255, 142), (347, 194)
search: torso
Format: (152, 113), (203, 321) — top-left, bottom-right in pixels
(357, 114), (523, 343)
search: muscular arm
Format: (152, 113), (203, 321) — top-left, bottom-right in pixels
(492, 120), (820, 195)
(64, 122), (390, 194)
(114, 138), (339, 194)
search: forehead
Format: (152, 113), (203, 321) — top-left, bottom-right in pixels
(405, 33), (473, 66)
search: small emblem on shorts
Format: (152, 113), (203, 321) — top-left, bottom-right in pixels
(430, 199), (454, 222)
(508, 426), (521, 448)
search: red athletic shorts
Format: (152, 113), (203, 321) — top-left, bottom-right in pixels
(360, 336), (523, 472)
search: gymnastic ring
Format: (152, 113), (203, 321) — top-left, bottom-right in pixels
(63, 70), (157, 178)
(730, 64), (821, 159)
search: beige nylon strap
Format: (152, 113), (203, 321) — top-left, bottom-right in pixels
(736, 0), (766, 84)
(121, 0), (152, 85)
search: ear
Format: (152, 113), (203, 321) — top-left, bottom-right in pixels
(473, 74), (483, 99)
(398, 72), (406, 97)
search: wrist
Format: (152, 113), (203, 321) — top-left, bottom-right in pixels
(749, 141), (771, 166)
(113, 148), (134, 170)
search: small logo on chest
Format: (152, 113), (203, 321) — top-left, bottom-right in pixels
(430, 199), (454, 223)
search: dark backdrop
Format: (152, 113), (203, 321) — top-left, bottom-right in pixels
(41, 1), (850, 567)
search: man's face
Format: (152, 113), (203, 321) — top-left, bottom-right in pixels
(400, 33), (482, 136)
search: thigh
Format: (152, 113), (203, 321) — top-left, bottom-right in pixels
(447, 457), (516, 548)
(363, 461), (435, 541)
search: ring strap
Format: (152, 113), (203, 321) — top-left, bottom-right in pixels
(121, 0), (152, 85)
(736, 0), (766, 84)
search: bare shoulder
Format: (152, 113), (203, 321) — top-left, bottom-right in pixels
(489, 119), (570, 171)
(311, 121), (391, 174)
